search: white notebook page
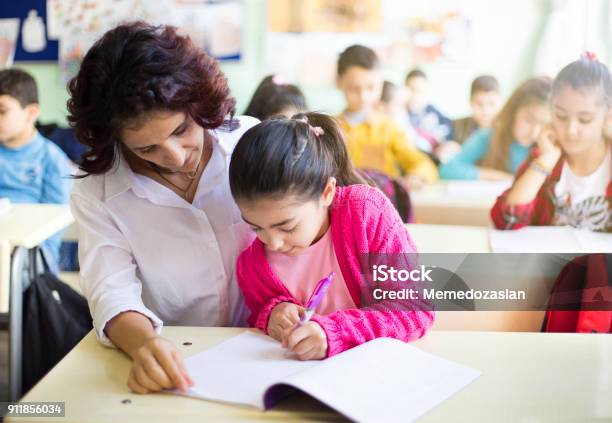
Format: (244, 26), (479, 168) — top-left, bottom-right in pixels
(181, 332), (481, 422)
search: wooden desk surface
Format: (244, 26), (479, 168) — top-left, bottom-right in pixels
(11, 327), (611, 422)
(406, 224), (491, 253)
(0, 204), (74, 312)
(0, 204), (74, 249)
(411, 181), (504, 226)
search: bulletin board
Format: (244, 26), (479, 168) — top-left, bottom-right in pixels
(0, 0), (58, 62)
(0, 0), (243, 82)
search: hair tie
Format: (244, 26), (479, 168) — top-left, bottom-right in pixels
(272, 74), (288, 85)
(582, 51), (598, 62)
(309, 125), (324, 138)
(296, 116), (325, 139)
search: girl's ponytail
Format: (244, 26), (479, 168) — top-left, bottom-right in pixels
(292, 112), (366, 186)
(229, 112), (367, 203)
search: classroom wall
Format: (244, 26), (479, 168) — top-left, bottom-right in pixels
(14, 0), (611, 127)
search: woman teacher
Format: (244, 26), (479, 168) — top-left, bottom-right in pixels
(68, 22), (257, 394)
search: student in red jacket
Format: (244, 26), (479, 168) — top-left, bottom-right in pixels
(491, 54), (612, 232)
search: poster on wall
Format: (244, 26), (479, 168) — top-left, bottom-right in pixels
(0, 0), (59, 61)
(265, 0), (472, 87)
(173, 0), (243, 60)
(268, 0), (382, 32)
(0, 19), (20, 69)
(385, 2), (471, 65)
(46, 0), (244, 83)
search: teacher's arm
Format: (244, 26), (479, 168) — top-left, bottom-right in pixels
(70, 193), (193, 393)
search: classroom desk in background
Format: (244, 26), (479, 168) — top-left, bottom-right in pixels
(0, 204), (75, 401)
(410, 180), (510, 226)
(405, 224), (547, 332)
(406, 223), (491, 253)
(0, 203), (75, 312)
(405, 223), (612, 253)
(8, 327), (611, 422)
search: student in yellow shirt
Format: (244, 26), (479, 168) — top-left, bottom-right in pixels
(335, 45), (438, 189)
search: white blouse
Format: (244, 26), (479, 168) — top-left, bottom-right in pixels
(70, 116), (258, 346)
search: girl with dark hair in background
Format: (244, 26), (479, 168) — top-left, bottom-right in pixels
(243, 74), (307, 120)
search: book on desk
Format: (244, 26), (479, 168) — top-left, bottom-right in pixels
(176, 331), (480, 422)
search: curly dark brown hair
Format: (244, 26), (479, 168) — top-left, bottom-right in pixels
(67, 21), (236, 176)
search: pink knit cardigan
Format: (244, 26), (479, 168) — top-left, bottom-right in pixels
(236, 184), (435, 357)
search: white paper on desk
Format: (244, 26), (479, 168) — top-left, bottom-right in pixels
(183, 331), (315, 408)
(446, 180), (511, 198)
(0, 198), (11, 216)
(489, 226), (612, 253)
(181, 331), (481, 423)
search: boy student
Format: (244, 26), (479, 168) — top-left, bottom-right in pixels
(405, 68), (454, 154)
(336, 45), (438, 190)
(0, 68), (72, 267)
(453, 75), (502, 144)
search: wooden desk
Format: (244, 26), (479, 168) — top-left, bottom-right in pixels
(0, 204), (74, 401)
(411, 181), (506, 226)
(10, 328), (611, 422)
(406, 224), (548, 332)
(0, 204), (75, 312)
(406, 223), (491, 253)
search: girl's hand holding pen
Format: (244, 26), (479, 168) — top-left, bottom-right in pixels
(280, 272), (334, 360)
(282, 321), (328, 360)
(267, 302), (305, 342)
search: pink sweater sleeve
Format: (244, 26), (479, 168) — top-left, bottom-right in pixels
(236, 248), (300, 332)
(313, 192), (435, 357)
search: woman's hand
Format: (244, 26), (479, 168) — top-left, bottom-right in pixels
(282, 321), (328, 360)
(128, 336), (194, 394)
(536, 125), (562, 170)
(267, 302), (304, 341)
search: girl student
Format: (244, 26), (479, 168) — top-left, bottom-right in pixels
(243, 74), (307, 121)
(229, 112), (435, 360)
(491, 55), (611, 232)
(439, 77), (552, 180)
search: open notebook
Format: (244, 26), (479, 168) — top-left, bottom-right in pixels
(178, 331), (480, 422)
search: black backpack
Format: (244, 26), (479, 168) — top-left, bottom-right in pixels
(22, 271), (92, 394)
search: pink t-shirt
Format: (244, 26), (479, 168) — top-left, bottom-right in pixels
(266, 228), (356, 315)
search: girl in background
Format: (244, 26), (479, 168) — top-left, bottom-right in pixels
(491, 55), (611, 232)
(440, 77), (552, 180)
(244, 74), (307, 121)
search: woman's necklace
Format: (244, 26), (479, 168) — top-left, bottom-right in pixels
(150, 135), (211, 195)
(153, 161), (201, 194)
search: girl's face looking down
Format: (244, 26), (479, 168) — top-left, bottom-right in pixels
(551, 85), (611, 156)
(512, 103), (550, 147)
(237, 178), (337, 257)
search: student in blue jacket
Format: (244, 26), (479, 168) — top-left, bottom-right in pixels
(0, 69), (72, 267)
(440, 77), (552, 180)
